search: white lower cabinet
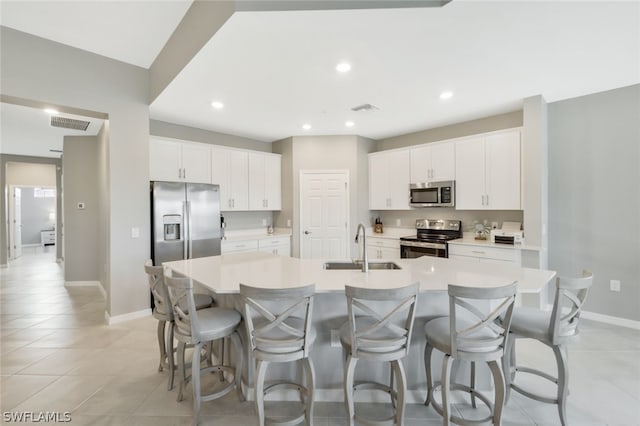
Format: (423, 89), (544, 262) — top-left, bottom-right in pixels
(258, 237), (291, 256)
(221, 239), (259, 254)
(222, 236), (291, 256)
(366, 237), (401, 260)
(448, 243), (521, 266)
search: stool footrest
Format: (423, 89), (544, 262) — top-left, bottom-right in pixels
(429, 382), (495, 426)
(511, 383), (558, 405)
(265, 412), (305, 426)
(516, 366), (558, 383)
(264, 381), (308, 397)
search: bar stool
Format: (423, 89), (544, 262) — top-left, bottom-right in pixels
(164, 268), (244, 426)
(424, 282), (517, 425)
(503, 270), (593, 426)
(144, 260), (214, 390)
(341, 282), (419, 426)
(240, 283), (316, 426)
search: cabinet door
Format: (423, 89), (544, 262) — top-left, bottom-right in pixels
(229, 150), (249, 210)
(248, 153), (266, 210)
(455, 136), (485, 210)
(366, 246), (381, 260)
(150, 138), (181, 182)
(410, 146), (431, 183)
(387, 150), (410, 209)
(485, 131), (521, 210)
(264, 154), (281, 210)
(369, 154), (389, 209)
(211, 147), (231, 209)
(181, 143), (211, 184)
(379, 246), (400, 260)
(430, 142), (455, 181)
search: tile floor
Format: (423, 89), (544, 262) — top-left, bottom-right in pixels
(1, 248), (639, 425)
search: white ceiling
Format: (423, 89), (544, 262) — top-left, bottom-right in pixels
(0, 103), (104, 158)
(151, 1), (640, 141)
(1, 1), (639, 146)
(0, 0), (192, 68)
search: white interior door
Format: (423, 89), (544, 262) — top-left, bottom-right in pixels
(300, 171), (349, 260)
(9, 187), (23, 259)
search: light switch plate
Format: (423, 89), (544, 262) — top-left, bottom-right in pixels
(610, 280), (621, 292)
(131, 227), (140, 238)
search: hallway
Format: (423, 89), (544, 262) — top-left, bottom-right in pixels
(1, 250), (639, 425)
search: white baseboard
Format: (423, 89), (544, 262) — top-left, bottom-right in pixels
(581, 310), (640, 330)
(64, 280), (101, 287)
(105, 308), (151, 325)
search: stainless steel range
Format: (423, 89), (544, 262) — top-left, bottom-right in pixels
(400, 219), (462, 258)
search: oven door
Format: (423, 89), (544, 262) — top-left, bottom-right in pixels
(400, 241), (447, 258)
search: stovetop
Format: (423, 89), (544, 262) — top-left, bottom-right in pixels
(400, 219), (462, 243)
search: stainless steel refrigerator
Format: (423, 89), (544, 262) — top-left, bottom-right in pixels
(150, 181), (222, 266)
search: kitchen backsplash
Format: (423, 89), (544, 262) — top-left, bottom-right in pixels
(222, 211), (274, 230)
(372, 209), (524, 232)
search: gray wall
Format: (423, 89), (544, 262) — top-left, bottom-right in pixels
(548, 84), (640, 321)
(63, 135), (99, 282)
(150, 119), (271, 152)
(1, 27), (150, 317)
(19, 187), (56, 245)
(97, 122), (110, 296)
(273, 135), (373, 258)
(375, 110), (522, 152)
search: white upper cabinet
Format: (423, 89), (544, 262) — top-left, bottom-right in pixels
(249, 152), (281, 210)
(410, 141), (455, 183)
(369, 149), (410, 210)
(149, 137), (211, 184)
(212, 147), (249, 211)
(455, 129), (521, 210)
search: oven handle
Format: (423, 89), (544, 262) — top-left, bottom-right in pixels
(400, 241), (446, 250)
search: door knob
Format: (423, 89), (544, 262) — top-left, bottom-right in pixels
(304, 230), (311, 235)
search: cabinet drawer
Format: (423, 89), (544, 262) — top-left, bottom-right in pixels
(221, 239), (259, 253)
(258, 237), (290, 248)
(367, 237), (400, 250)
(448, 244), (520, 263)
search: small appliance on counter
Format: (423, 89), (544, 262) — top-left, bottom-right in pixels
(374, 217), (383, 234)
(490, 221), (524, 245)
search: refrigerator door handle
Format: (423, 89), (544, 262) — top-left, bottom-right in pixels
(183, 200), (189, 259)
(186, 200), (193, 259)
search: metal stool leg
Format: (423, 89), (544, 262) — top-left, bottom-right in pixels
(344, 356), (358, 426)
(424, 342), (435, 406)
(554, 344), (569, 426)
(441, 354), (454, 426)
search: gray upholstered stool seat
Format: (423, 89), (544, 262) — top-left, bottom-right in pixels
(241, 283), (316, 426)
(164, 268), (244, 426)
(145, 260), (214, 391)
(341, 283), (419, 426)
(503, 270), (593, 426)
(424, 282), (517, 426)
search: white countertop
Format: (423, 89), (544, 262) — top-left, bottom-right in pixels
(449, 236), (541, 251)
(164, 252), (555, 295)
(222, 228), (292, 242)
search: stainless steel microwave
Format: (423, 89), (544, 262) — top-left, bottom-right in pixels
(409, 181), (455, 207)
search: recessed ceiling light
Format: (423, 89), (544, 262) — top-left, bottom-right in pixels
(44, 108), (59, 115)
(302, 124), (311, 130)
(211, 101), (224, 109)
(439, 91), (453, 100)
(336, 62), (351, 73)
(345, 121), (355, 128)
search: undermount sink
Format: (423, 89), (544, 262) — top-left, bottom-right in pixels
(323, 261), (402, 271)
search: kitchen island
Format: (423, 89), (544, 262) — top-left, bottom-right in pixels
(164, 253), (555, 402)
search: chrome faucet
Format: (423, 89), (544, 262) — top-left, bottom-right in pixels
(354, 223), (369, 273)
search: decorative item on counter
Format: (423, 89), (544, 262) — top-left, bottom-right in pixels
(474, 223), (489, 240)
(374, 217), (383, 233)
(267, 225), (274, 234)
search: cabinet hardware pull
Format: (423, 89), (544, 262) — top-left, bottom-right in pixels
(472, 250), (485, 254)
(183, 168), (186, 179)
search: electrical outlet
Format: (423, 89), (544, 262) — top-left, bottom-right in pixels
(77, 202), (85, 210)
(131, 227), (140, 238)
(610, 280), (621, 292)
(396, 219), (401, 226)
(287, 219), (291, 227)
(262, 219), (267, 226)
(331, 329), (341, 347)
(491, 222), (499, 229)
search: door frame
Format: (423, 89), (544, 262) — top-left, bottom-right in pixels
(298, 169), (350, 260)
(8, 185), (21, 259)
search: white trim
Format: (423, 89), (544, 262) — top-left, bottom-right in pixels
(581, 310), (640, 330)
(105, 308), (152, 325)
(21, 243), (40, 248)
(64, 280), (101, 287)
(97, 283), (107, 300)
(299, 169), (350, 260)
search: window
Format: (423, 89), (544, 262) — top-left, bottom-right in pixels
(33, 187), (56, 198)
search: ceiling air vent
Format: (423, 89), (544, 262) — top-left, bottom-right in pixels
(50, 116), (90, 131)
(351, 103), (380, 112)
